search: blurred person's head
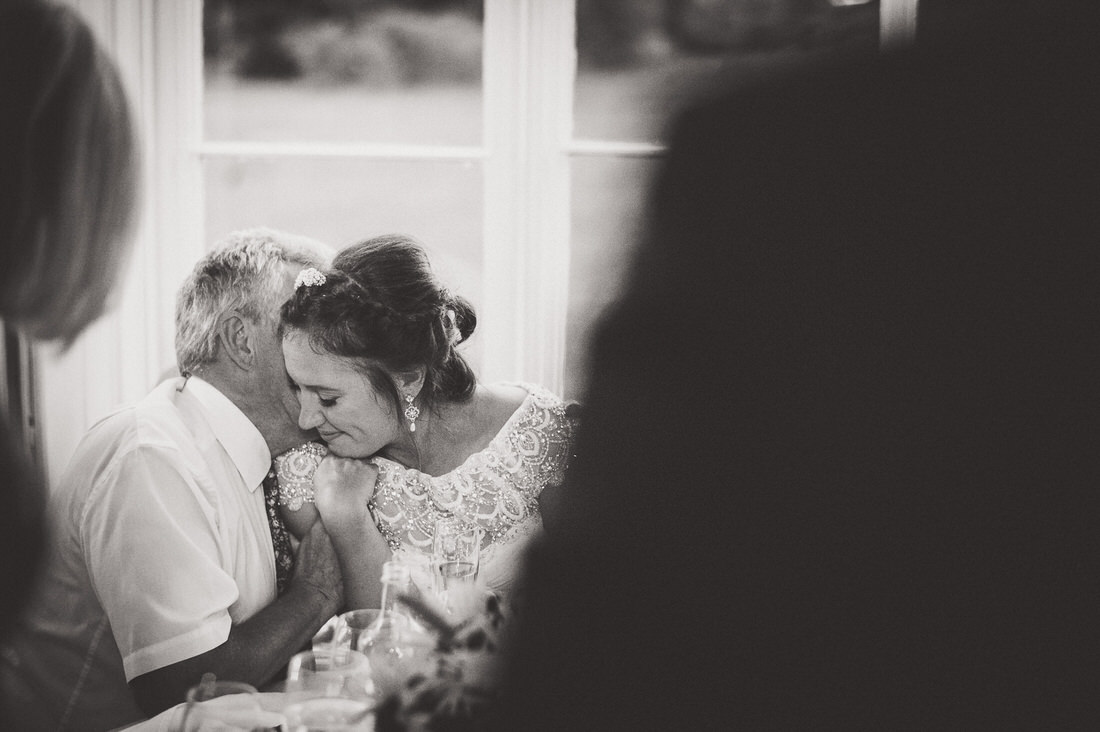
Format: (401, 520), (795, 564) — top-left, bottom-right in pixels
(0, 0), (139, 344)
(0, 0), (139, 658)
(499, 4), (1100, 729)
(279, 234), (477, 458)
(175, 228), (332, 456)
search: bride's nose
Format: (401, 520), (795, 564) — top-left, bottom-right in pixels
(298, 396), (324, 430)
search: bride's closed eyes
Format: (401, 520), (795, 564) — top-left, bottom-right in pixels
(287, 377), (340, 407)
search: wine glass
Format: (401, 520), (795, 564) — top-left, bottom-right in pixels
(177, 675), (281, 731)
(285, 648), (373, 703)
(332, 608), (382, 654)
(282, 696), (373, 732)
(431, 518), (482, 617)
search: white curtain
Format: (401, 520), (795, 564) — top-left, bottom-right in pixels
(34, 0), (204, 482)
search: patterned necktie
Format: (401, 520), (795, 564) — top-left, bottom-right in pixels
(262, 466), (295, 596)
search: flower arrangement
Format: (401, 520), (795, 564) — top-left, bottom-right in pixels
(374, 592), (509, 732)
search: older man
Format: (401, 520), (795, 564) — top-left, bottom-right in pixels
(1, 229), (344, 730)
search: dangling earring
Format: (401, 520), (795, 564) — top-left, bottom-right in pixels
(404, 394), (420, 433)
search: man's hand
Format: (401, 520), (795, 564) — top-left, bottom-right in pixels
(289, 516), (344, 617)
(131, 520), (346, 718)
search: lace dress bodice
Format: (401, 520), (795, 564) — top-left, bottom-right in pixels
(368, 383), (576, 596)
(276, 383), (577, 598)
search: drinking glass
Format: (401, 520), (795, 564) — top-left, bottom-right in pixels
(311, 613), (341, 649)
(177, 676), (281, 731)
(282, 697), (373, 732)
(432, 518), (482, 616)
(331, 608), (382, 654)
(285, 648), (373, 703)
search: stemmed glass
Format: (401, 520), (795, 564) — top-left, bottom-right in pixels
(283, 648), (374, 731)
(284, 647), (372, 702)
(177, 675), (281, 731)
(331, 608), (382, 655)
(431, 517), (482, 617)
(282, 696), (373, 731)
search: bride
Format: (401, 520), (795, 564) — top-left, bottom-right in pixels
(274, 233), (577, 609)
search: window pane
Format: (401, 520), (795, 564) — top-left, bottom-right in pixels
(566, 156), (660, 401)
(575, 0), (881, 143)
(204, 0), (483, 145)
(203, 156), (485, 367)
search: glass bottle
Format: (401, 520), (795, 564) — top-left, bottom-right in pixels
(358, 561), (433, 698)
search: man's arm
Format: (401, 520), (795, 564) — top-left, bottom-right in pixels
(128, 518), (343, 717)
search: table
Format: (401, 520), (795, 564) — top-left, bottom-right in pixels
(114, 692), (299, 731)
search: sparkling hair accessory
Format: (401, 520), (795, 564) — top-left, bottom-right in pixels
(438, 288), (460, 345)
(444, 308), (460, 346)
(294, 267), (326, 290)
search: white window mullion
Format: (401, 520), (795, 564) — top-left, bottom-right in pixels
(151, 0), (205, 364)
(567, 140), (665, 158)
(482, 0), (575, 394)
(880, 0), (920, 50)
(199, 140), (485, 162)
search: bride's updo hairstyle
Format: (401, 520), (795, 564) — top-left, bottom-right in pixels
(280, 234), (477, 415)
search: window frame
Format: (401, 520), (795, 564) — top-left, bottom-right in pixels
(34, 0), (917, 480)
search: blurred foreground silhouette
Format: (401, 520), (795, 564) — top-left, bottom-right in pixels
(498, 2), (1100, 729)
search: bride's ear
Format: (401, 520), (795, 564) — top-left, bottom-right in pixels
(395, 368), (426, 397)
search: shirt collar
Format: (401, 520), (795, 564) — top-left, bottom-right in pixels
(185, 376), (271, 493)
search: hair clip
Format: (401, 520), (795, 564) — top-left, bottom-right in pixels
(445, 308), (460, 345)
(294, 267), (326, 289)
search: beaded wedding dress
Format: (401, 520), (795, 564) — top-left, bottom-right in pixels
(278, 384), (576, 599)
(369, 384), (576, 598)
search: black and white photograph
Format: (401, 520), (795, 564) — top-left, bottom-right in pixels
(2, 0), (1098, 729)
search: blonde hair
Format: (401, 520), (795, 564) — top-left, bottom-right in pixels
(0, 1), (139, 344)
(175, 228), (332, 375)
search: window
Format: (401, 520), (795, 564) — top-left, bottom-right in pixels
(202, 1), (489, 372)
(200, 0), (885, 400)
(35, 0), (914, 480)
(567, 0), (884, 396)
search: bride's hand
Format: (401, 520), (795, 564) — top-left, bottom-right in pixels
(311, 456), (379, 540)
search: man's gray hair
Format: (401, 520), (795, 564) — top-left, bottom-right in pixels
(175, 227), (332, 375)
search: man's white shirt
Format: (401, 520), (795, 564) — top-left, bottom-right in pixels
(1, 376), (277, 731)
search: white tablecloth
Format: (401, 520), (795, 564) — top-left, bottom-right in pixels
(113, 692), (291, 731)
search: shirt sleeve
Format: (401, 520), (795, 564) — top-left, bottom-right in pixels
(80, 442), (239, 681)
